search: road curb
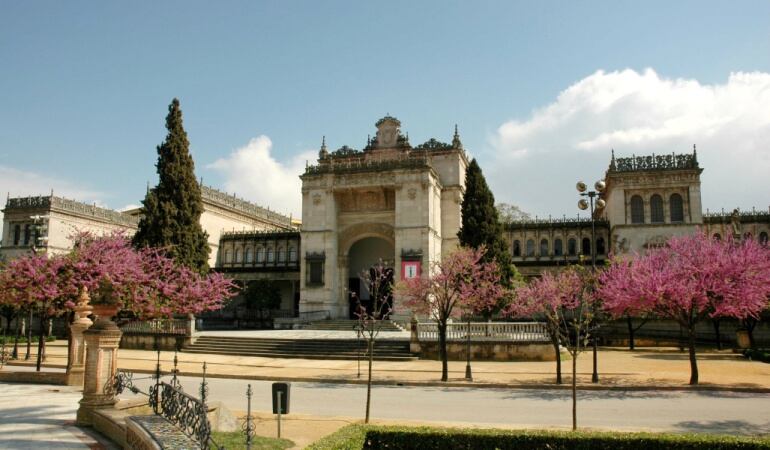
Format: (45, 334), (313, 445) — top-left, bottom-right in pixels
(118, 367), (770, 394)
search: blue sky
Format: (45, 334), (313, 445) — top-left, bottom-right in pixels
(1, 1), (769, 218)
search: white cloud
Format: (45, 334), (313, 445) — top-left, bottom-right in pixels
(0, 165), (105, 222)
(207, 136), (312, 218)
(488, 69), (770, 217)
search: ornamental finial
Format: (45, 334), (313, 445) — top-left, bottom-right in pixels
(452, 124), (463, 150)
(319, 136), (328, 159)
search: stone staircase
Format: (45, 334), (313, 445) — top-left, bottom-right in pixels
(184, 335), (416, 361)
(302, 319), (404, 332)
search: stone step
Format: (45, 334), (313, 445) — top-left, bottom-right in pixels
(302, 320), (404, 332)
(184, 335), (415, 361)
(183, 347), (416, 361)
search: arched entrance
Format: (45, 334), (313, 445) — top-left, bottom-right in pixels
(347, 236), (395, 319)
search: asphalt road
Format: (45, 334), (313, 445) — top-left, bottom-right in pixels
(125, 375), (770, 435)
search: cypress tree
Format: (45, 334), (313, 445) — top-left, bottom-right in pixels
(458, 158), (514, 285)
(133, 98), (210, 273)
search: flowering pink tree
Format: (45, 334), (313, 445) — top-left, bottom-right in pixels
(397, 247), (505, 382)
(0, 233), (238, 371)
(0, 254), (67, 371)
(506, 265), (599, 430)
(63, 232), (237, 318)
(598, 233), (770, 385)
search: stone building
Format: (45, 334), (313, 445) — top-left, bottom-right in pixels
(1, 185), (295, 267)
(298, 116), (468, 319)
(0, 194), (139, 261)
(503, 147), (769, 276)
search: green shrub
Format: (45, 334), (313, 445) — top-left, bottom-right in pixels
(744, 349), (770, 364)
(308, 425), (770, 450)
(0, 335), (56, 345)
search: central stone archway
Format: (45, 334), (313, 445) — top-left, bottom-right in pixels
(346, 236), (395, 319)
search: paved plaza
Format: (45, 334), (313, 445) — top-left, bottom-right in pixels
(0, 381), (119, 449)
(8, 338), (770, 390)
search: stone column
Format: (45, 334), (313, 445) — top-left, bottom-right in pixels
(66, 288), (93, 387)
(410, 314), (421, 354)
(76, 306), (122, 426)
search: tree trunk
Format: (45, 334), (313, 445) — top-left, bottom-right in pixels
(688, 328), (699, 385)
(25, 309), (32, 360)
(572, 351), (578, 430)
(365, 339), (374, 423)
(36, 315), (48, 372)
(12, 313), (20, 359)
(712, 319), (722, 350)
(551, 332), (562, 384)
(626, 316), (635, 350)
(438, 322), (448, 382)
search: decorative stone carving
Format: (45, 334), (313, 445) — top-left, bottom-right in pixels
(407, 188), (417, 200)
(76, 304), (122, 426)
(66, 287), (93, 387)
(312, 193), (322, 205)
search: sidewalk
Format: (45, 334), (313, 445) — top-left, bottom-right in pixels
(6, 340), (770, 391)
(0, 381), (119, 449)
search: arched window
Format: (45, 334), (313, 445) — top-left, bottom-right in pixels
(13, 225), (20, 246)
(289, 246), (297, 262)
(277, 247), (285, 263)
(245, 247), (253, 263)
(759, 232), (768, 246)
(582, 237), (591, 256)
(513, 240), (521, 257)
(23, 224), (31, 246)
(235, 248), (242, 263)
(568, 238), (577, 256)
(630, 195), (645, 224)
(266, 247), (274, 263)
(650, 194), (664, 223)
(596, 237), (606, 255)
(256, 247), (265, 263)
(670, 193), (684, 223)
(224, 250), (232, 264)
(713, 233), (721, 241)
(554, 239), (563, 256)
(526, 239), (535, 257)
(539, 239), (549, 256)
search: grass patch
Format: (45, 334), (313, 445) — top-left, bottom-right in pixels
(307, 425), (770, 450)
(211, 431), (294, 450)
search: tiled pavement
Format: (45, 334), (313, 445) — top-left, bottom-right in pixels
(0, 382), (119, 449)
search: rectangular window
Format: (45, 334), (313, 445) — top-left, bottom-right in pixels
(308, 261), (324, 285)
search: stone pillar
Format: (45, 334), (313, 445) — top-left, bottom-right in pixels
(186, 313), (196, 346)
(76, 306), (122, 426)
(410, 314), (421, 354)
(66, 288), (93, 387)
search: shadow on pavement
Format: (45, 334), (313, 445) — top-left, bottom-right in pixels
(673, 419), (770, 436)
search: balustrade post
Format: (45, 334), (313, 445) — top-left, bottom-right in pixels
(409, 314), (421, 354)
(66, 287), (93, 387)
(76, 305), (122, 426)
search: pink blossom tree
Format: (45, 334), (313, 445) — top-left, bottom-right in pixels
(598, 233), (770, 385)
(0, 233), (238, 371)
(397, 247), (505, 382)
(0, 254), (68, 371)
(506, 265), (599, 430)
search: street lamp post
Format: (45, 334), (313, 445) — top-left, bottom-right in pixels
(576, 180), (605, 384)
(24, 215), (49, 361)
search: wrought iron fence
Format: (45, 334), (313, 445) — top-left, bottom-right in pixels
(113, 349), (263, 450)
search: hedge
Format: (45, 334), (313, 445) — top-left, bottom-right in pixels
(744, 349), (770, 364)
(308, 425), (770, 450)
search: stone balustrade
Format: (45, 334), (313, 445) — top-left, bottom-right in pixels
(416, 321), (549, 342)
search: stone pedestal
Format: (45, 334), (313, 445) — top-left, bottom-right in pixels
(409, 314), (421, 354)
(66, 288), (93, 387)
(76, 305), (122, 426)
